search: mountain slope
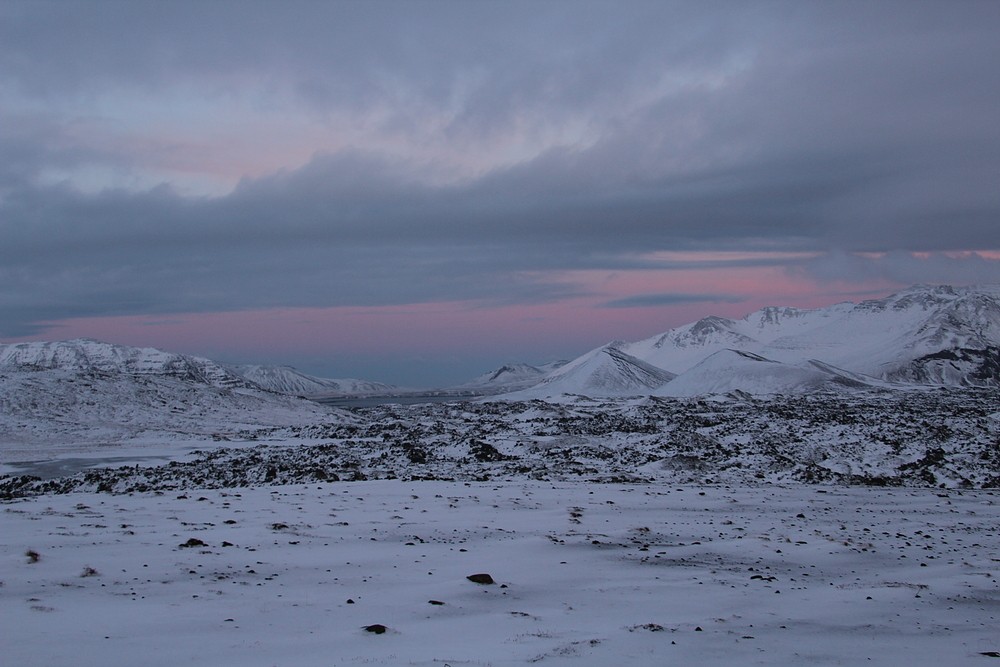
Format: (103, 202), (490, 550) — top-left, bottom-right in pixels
(655, 349), (890, 398)
(622, 284), (1000, 388)
(500, 344), (675, 399)
(0, 338), (253, 389)
(0, 340), (349, 460)
(233, 364), (396, 397)
(457, 360), (569, 393)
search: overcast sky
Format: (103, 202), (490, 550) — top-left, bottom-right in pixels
(2, 0), (999, 385)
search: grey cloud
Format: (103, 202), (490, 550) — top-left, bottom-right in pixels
(794, 251), (1000, 286)
(601, 293), (746, 309)
(2, 1), (1000, 337)
(2, 133), (999, 337)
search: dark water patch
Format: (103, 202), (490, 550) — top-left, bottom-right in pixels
(314, 394), (476, 408)
(2, 455), (173, 480)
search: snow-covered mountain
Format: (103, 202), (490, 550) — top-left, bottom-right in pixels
(0, 338), (253, 389)
(494, 284), (1000, 399)
(624, 285), (1000, 386)
(232, 364), (397, 397)
(0, 339), (348, 459)
(500, 344), (675, 399)
(457, 360), (568, 393)
(654, 350), (891, 398)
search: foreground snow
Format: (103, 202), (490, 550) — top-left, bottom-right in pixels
(2, 481), (997, 666)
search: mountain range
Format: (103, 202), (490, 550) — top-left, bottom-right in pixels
(2, 285), (998, 415)
(0, 339), (349, 458)
(233, 364), (397, 397)
(502, 284), (1000, 399)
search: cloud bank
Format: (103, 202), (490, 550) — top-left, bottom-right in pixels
(2, 1), (999, 349)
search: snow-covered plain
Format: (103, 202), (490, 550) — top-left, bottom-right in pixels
(2, 481), (998, 666)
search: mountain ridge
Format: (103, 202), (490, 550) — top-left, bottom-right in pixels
(232, 364), (397, 397)
(612, 284), (1000, 394)
(499, 343), (676, 400)
(490, 284), (1000, 399)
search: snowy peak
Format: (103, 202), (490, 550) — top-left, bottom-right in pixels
(458, 360), (569, 392)
(487, 364), (542, 384)
(627, 317), (758, 375)
(672, 315), (755, 349)
(232, 364), (396, 397)
(501, 344), (675, 399)
(532, 284), (1000, 398)
(750, 306), (811, 328)
(622, 284), (1000, 390)
(0, 339), (349, 453)
(0, 339), (252, 389)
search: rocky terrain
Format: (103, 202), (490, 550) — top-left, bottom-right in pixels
(4, 387), (997, 498)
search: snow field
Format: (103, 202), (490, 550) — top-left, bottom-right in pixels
(2, 481), (998, 665)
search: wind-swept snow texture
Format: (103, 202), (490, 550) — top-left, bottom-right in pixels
(2, 482), (998, 666)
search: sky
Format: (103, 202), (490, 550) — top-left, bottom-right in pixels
(2, 0), (999, 387)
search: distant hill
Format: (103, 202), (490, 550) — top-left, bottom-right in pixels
(0, 339), (348, 457)
(499, 344), (675, 400)
(456, 361), (568, 393)
(232, 364), (397, 397)
(0, 338), (252, 389)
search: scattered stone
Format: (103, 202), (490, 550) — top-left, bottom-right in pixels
(179, 538), (207, 548)
(428, 600), (445, 605)
(364, 624), (388, 634)
(629, 623), (665, 632)
(467, 573), (495, 585)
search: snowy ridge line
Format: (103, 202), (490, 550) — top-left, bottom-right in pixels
(0, 338), (253, 389)
(502, 284), (1000, 399)
(0, 341), (358, 459)
(456, 360), (569, 393)
(499, 344), (676, 400)
(231, 364), (397, 397)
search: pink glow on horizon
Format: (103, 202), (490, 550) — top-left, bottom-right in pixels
(15, 249), (970, 383)
(11, 262), (904, 371)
